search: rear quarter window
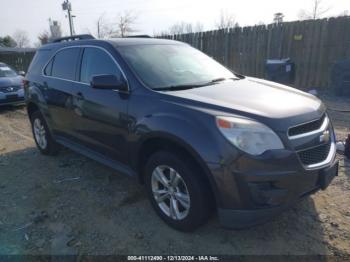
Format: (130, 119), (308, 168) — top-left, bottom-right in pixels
(44, 59), (53, 76)
(27, 49), (52, 76)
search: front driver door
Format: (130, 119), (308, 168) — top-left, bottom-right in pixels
(73, 46), (130, 164)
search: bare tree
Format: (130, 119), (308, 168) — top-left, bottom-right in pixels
(97, 14), (106, 38)
(215, 10), (239, 30)
(169, 22), (190, 35)
(194, 22), (204, 33)
(152, 30), (168, 37)
(338, 10), (349, 17)
(12, 30), (30, 48)
(38, 31), (50, 45)
(158, 21), (204, 36)
(298, 0), (331, 20)
(112, 10), (138, 37)
(96, 13), (116, 39)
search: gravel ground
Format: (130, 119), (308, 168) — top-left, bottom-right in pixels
(0, 95), (349, 256)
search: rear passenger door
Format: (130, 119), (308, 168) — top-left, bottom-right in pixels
(73, 46), (129, 164)
(43, 47), (82, 140)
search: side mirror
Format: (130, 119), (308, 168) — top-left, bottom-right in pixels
(91, 74), (128, 92)
(18, 71), (26, 76)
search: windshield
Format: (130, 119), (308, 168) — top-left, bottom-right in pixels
(119, 44), (236, 90)
(0, 65), (18, 78)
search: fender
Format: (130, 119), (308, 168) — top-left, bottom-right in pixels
(130, 111), (227, 205)
(132, 111), (224, 164)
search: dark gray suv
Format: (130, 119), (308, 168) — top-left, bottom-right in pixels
(24, 35), (338, 231)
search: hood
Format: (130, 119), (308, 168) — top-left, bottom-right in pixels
(163, 77), (325, 129)
(0, 75), (23, 87)
(166, 77), (322, 118)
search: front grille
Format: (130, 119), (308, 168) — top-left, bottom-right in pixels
(0, 94), (23, 104)
(0, 86), (21, 93)
(288, 114), (325, 137)
(298, 142), (331, 166)
(6, 94), (19, 101)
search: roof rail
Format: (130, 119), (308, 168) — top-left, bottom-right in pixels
(50, 34), (95, 43)
(126, 35), (152, 38)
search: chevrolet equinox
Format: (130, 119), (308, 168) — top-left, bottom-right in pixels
(24, 35), (338, 231)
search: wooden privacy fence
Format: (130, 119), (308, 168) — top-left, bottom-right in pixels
(160, 16), (350, 90)
(0, 50), (36, 72)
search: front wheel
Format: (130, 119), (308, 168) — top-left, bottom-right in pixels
(144, 151), (213, 231)
(30, 111), (59, 155)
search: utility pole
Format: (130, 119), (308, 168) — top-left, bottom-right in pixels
(62, 0), (75, 36)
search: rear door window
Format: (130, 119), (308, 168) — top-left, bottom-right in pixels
(51, 47), (80, 81)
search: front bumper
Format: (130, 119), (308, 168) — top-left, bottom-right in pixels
(0, 90), (25, 106)
(207, 141), (338, 229)
(217, 159), (338, 229)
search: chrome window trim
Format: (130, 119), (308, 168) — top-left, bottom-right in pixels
(41, 45), (130, 91)
(288, 115), (329, 140)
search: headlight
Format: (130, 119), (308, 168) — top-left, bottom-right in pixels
(216, 116), (284, 155)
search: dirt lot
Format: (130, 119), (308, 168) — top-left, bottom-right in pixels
(0, 95), (350, 256)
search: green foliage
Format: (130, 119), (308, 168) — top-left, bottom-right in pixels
(0, 36), (17, 47)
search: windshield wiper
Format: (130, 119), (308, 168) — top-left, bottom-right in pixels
(207, 77), (240, 84)
(155, 76), (243, 91)
(155, 83), (209, 91)
(232, 72), (245, 79)
(210, 77), (227, 83)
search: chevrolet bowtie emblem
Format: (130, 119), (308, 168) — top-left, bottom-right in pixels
(320, 130), (330, 143)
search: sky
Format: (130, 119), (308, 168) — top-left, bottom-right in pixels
(0, 0), (349, 46)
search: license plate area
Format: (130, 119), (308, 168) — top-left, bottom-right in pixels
(319, 161), (338, 189)
(6, 94), (19, 101)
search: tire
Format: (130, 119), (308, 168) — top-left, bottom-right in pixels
(144, 150), (213, 231)
(30, 110), (59, 155)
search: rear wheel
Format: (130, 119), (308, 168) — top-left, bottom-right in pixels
(144, 151), (213, 231)
(30, 111), (59, 155)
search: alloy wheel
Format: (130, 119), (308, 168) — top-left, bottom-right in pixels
(33, 118), (47, 149)
(151, 165), (191, 220)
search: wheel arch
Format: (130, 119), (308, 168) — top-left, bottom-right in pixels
(26, 102), (40, 119)
(135, 133), (219, 205)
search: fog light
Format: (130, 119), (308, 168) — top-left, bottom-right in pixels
(248, 182), (288, 207)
